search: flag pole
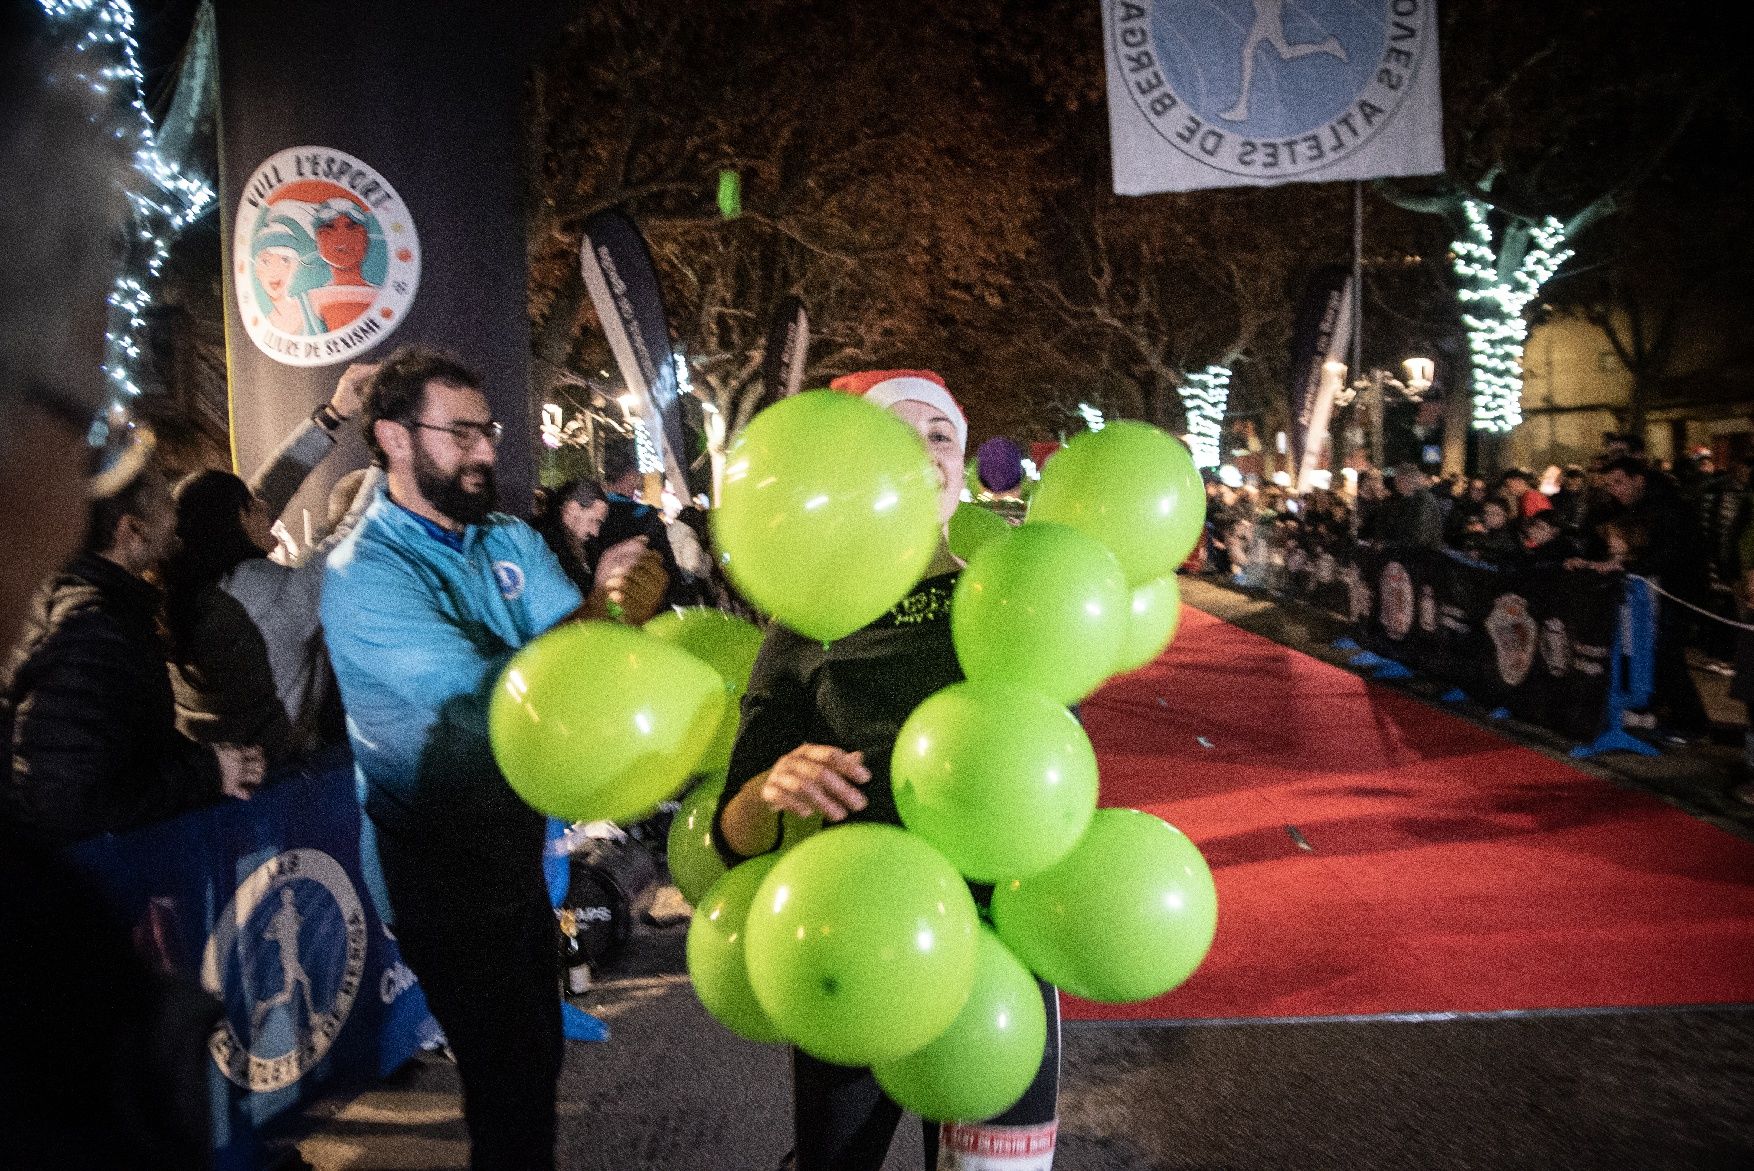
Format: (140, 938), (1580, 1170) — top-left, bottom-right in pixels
(1351, 180), (1364, 387)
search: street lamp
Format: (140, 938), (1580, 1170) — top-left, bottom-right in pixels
(1331, 357), (1434, 468)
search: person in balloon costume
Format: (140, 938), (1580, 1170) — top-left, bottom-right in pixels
(713, 370), (1062, 1171)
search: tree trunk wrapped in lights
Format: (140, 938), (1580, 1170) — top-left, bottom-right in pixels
(1451, 200), (1572, 434)
(1179, 365), (1232, 470)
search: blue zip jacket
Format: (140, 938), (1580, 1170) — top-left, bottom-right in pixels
(322, 485), (581, 864)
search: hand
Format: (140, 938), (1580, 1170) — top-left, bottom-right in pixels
(757, 745), (870, 822)
(594, 535), (649, 584)
(329, 361), (380, 420)
(214, 743), (266, 800)
(601, 547), (668, 625)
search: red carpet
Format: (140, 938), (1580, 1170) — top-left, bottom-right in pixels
(1068, 606), (1754, 1023)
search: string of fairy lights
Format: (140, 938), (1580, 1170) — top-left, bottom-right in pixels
(1179, 365), (1231, 469)
(40, 0), (216, 403)
(1451, 199), (1572, 434)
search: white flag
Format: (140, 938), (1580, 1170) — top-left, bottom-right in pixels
(1103, 0), (1444, 195)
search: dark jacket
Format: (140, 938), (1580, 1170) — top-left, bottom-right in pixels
(587, 493), (701, 609)
(713, 572), (962, 863)
(1462, 526), (1524, 566)
(3, 554), (221, 846)
(1622, 481), (1709, 599)
(1380, 487), (1445, 550)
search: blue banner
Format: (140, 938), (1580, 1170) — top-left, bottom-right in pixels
(65, 747), (437, 1170)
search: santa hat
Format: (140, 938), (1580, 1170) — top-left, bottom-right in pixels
(829, 369), (967, 453)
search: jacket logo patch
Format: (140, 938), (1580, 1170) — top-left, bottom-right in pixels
(493, 560), (526, 601)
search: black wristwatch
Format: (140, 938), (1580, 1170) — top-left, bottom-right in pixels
(312, 403), (345, 433)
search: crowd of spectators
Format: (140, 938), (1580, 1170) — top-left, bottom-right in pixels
(1201, 433), (1754, 758)
(1, 393), (731, 852)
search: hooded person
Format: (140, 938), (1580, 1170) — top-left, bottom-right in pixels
(713, 369), (1062, 1171)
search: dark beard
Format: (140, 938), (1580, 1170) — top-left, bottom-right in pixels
(412, 445), (497, 526)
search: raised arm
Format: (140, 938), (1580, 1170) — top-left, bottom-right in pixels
(248, 362), (378, 518)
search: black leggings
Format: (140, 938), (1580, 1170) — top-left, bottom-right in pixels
(790, 979), (1060, 1170)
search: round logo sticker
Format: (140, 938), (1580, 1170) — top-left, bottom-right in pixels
(202, 848), (368, 1092)
(493, 560), (526, 601)
(1379, 561), (1413, 641)
(1112, 0), (1436, 179)
(234, 146), (419, 367)
(1485, 593), (1537, 688)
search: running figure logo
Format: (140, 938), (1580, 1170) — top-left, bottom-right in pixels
(1108, 1), (1438, 182)
(1222, 0), (1347, 122)
(203, 848), (369, 1091)
(249, 888), (321, 1033)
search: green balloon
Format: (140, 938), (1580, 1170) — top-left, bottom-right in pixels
(744, 824), (979, 1067)
(991, 808), (1217, 1004)
(947, 502), (1013, 563)
(1027, 421), (1206, 585)
(872, 928), (1046, 1123)
(643, 608), (764, 688)
(951, 521), (1129, 704)
(778, 809), (824, 852)
(892, 682), (1097, 882)
(712, 391), (942, 642)
(667, 779), (823, 906)
(489, 621), (726, 824)
(644, 609), (764, 776)
(667, 780), (730, 906)
(1113, 574), (1183, 675)
(687, 854), (787, 1043)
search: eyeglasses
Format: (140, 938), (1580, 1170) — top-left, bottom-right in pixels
(406, 419), (504, 449)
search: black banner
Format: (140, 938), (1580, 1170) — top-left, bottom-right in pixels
(579, 209), (701, 497)
(1286, 265), (1353, 491)
(215, 3), (547, 522)
(762, 295), (810, 402)
(1288, 542), (1618, 744)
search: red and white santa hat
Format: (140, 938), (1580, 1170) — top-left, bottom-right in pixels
(829, 369), (967, 454)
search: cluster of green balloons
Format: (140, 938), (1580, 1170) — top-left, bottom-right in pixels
(685, 802), (1217, 1119)
(488, 401), (1218, 1126)
(680, 411), (1218, 1125)
(950, 421), (1205, 698)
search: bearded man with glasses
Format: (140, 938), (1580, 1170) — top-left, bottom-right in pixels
(322, 346), (667, 1170)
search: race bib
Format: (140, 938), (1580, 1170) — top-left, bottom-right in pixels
(938, 1121), (1057, 1170)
